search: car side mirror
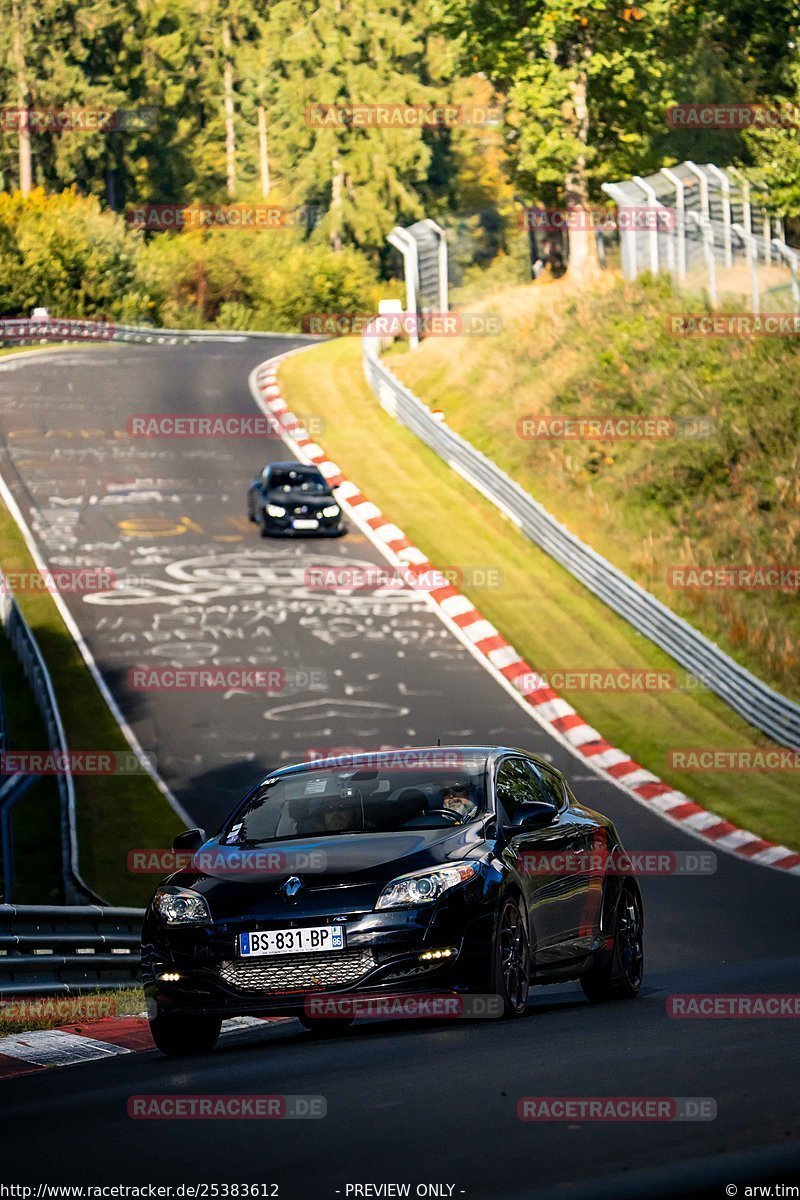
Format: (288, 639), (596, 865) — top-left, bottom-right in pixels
(172, 828), (206, 852)
(501, 801), (557, 838)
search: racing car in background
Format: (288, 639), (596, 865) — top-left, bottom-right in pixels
(247, 461), (346, 536)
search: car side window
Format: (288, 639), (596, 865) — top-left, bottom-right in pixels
(495, 758), (553, 821)
(538, 765), (568, 812)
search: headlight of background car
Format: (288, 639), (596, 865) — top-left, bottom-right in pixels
(321, 504), (340, 518)
(375, 862), (478, 910)
(266, 504), (286, 518)
(153, 887), (211, 925)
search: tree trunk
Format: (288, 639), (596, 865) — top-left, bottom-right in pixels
(330, 158), (343, 251)
(564, 47), (600, 283)
(222, 19), (236, 197)
(11, 0), (32, 195)
(258, 105), (270, 199)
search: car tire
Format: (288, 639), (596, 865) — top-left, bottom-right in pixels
(258, 512), (270, 538)
(297, 1014), (355, 1037)
(580, 883), (643, 1003)
(149, 1011), (222, 1056)
(492, 896), (530, 1018)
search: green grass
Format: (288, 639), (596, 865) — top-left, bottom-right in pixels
(0, 987), (145, 1035)
(278, 334), (800, 851)
(0, 498), (181, 905)
(392, 274), (800, 702)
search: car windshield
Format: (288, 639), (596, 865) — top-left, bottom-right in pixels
(223, 760), (486, 843)
(268, 468), (327, 494)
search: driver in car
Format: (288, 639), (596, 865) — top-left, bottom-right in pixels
(441, 782), (477, 823)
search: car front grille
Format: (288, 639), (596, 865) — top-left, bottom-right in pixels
(217, 949), (377, 993)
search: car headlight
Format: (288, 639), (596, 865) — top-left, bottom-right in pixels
(153, 887), (211, 925)
(375, 862), (478, 910)
(321, 504), (340, 518)
(266, 504), (286, 518)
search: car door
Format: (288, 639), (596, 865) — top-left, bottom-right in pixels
(494, 756), (594, 959)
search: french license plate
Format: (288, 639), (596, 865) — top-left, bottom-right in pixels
(292, 518), (318, 530)
(239, 925), (345, 957)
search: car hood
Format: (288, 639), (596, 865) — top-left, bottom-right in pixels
(163, 825), (488, 920)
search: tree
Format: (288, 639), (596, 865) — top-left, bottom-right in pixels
(441, 0), (800, 279)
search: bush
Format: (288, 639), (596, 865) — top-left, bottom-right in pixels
(0, 188), (154, 322)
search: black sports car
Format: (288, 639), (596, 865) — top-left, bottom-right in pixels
(247, 460), (346, 536)
(142, 746), (644, 1055)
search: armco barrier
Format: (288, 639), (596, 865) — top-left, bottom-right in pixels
(362, 330), (800, 751)
(0, 904), (144, 996)
(0, 572), (101, 904)
(0, 319), (320, 348)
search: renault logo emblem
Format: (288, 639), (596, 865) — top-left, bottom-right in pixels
(281, 875), (304, 900)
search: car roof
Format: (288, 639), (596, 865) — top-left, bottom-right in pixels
(265, 746), (556, 780)
(265, 461), (322, 472)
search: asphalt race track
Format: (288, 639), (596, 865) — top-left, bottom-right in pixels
(0, 340), (798, 1197)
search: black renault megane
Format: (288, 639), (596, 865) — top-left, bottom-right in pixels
(141, 747), (644, 1055)
(246, 460), (346, 536)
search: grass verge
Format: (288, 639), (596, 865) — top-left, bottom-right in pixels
(391, 274), (800, 702)
(0, 987), (145, 1035)
(0, 496), (181, 905)
(278, 335), (800, 850)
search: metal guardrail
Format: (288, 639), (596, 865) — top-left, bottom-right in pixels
(0, 319), (321, 348)
(362, 333), (800, 750)
(0, 904), (144, 996)
(0, 572), (101, 904)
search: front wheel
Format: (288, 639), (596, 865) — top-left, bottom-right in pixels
(149, 1011), (222, 1056)
(581, 884), (643, 1003)
(492, 896), (530, 1018)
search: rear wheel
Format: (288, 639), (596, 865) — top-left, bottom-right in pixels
(492, 896), (530, 1018)
(297, 1014), (354, 1037)
(581, 884), (643, 1003)
(149, 1011), (222, 1056)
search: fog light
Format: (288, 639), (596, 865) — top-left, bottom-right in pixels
(159, 972), (181, 982)
(419, 947), (456, 962)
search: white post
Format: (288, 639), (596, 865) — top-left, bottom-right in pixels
(601, 183), (638, 280)
(633, 176), (660, 274)
(733, 223), (759, 315)
(387, 228), (420, 349)
(661, 167), (686, 283)
(689, 213), (717, 307)
(707, 165), (733, 268)
(684, 161), (710, 219)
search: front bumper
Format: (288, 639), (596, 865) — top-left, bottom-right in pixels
(142, 903), (493, 1018)
(261, 512), (346, 537)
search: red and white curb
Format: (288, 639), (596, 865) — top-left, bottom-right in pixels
(250, 357), (800, 878)
(0, 1015), (292, 1081)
